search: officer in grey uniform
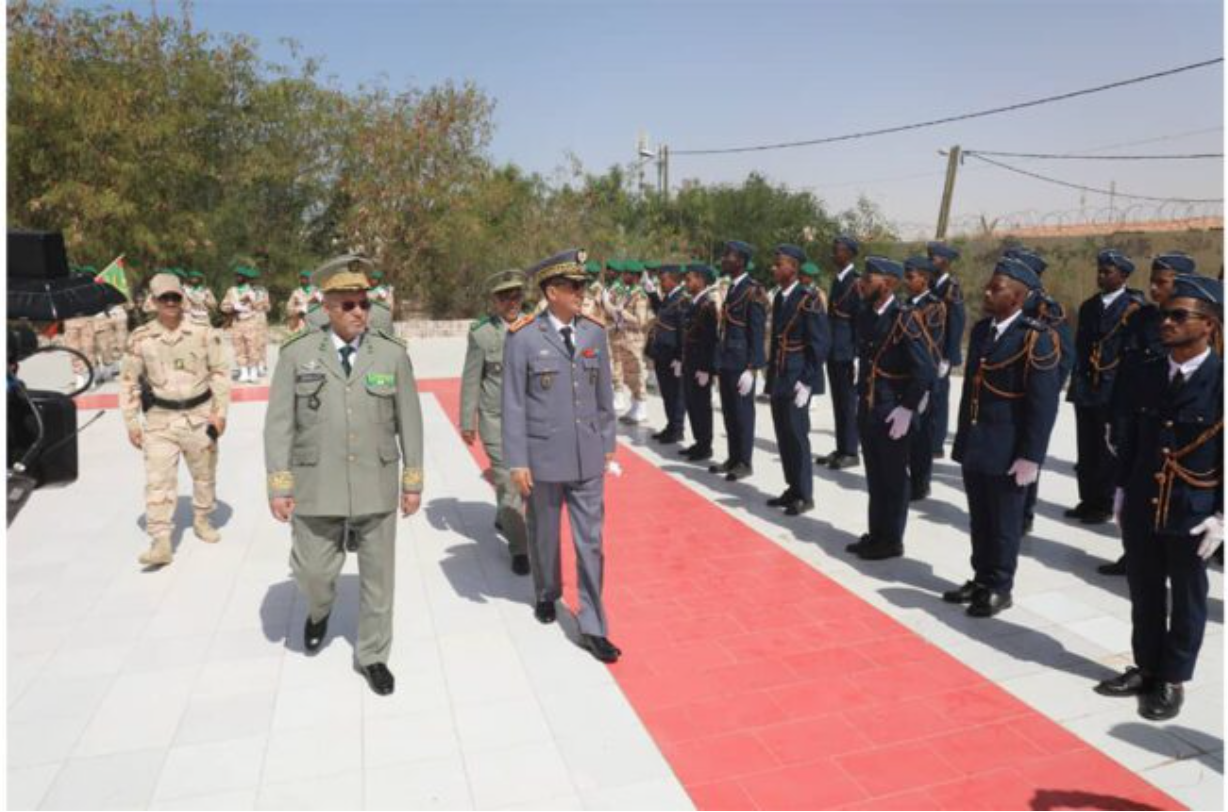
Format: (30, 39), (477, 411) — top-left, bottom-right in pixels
(263, 257), (424, 696)
(502, 248), (621, 663)
(461, 269), (530, 574)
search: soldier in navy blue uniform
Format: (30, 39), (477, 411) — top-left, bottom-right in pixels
(944, 258), (1062, 617)
(926, 242), (966, 459)
(1094, 274), (1222, 720)
(764, 246), (830, 516)
(712, 241), (767, 482)
(844, 257), (937, 561)
(680, 263), (719, 462)
(1066, 249), (1146, 525)
(818, 235), (863, 470)
(902, 256), (946, 501)
(1097, 252), (1195, 573)
(1006, 247), (1075, 536)
(645, 264), (689, 444)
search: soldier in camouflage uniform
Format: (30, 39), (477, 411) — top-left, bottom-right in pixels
(184, 269), (217, 327)
(285, 269), (320, 333)
(221, 265), (270, 383)
(605, 261), (652, 424)
(460, 270), (530, 574)
(119, 273), (231, 567)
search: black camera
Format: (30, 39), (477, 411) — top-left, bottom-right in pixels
(7, 230), (125, 524)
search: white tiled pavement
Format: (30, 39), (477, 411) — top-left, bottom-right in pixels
(7, 337), (1224, 810)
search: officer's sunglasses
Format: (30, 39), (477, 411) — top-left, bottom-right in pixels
(337, 299), (372, 312)
(157, 293), (183, 304)
(1162, 308), (1207, 324)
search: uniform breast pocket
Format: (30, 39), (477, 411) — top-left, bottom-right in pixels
(581, 357), (600, 387)
(530, 358), (561, 394)
(294, 377), (327, 425)
(365, 381), (397, 423)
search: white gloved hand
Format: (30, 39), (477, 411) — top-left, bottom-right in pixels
(600, 289), (614, 311)
(1007, 458), (1041, 488)
(1113, 487), (1125, 525)
(939, 360), (951, 379)
(918, 392), (930, 415)
(1104, 423), (1118, 457)
(793, 382), (811, 409)
(1191, 513), (1224, 560)
(885, 406), (913, 440)
(642, 274), (657, 295)
(695, 370), (711, 387)
(737, 370), (754, 397)
(670, 359), (682, 378)
(606, 460), (623, 478)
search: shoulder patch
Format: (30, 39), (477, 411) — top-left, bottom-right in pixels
(372, 328), (406, 348)
(281, 328), (315, 349)
(470, 315), (492, 332)
(508, 314), (537, 334)
(581, 312), (606, 328)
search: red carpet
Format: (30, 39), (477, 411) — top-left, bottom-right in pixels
(422, 378), (1181, 811)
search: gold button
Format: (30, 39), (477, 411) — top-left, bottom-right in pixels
(1151, 498), (1159, 504)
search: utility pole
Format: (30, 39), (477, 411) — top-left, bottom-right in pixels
(660, 144), (670, 201)
(935, 145), (961, 240)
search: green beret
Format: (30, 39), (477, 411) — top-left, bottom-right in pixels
(584, 260), (602, 275)
(801, 261), (820, 278)
(370, 270), (384, 282)
(606, 259), (624, 273)
(624, 260), (645, 273)
(643, 261), (661, 272)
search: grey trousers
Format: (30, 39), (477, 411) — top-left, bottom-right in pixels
(528, 477), (608, 636)
(290, 511), (396, 666)
(483, 439), (527, 557)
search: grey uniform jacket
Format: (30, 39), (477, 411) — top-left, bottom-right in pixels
(264, 327), (424, 516)
(502, 314), (615, 483)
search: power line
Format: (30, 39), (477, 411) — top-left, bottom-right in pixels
(965, 149), (1222, 160)
(673, 58), (1223, 156)
(965, 152), (1224, 203)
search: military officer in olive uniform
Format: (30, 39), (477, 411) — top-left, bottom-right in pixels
(712, 240), (767, 482)
(461, 270), (530, 574)
(264, 258), (424, 696)
(1096, 273), (1223, 720)
(764, 246), (830, 516)
(945, 258), (1062, 617)
(119, 272), (231, 567)
(502, 249), (621, 664)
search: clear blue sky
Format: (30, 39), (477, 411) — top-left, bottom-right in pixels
(71, 0), (1225, 236)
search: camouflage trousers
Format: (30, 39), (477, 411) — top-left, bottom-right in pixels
(110, 318), (129, 364)
(483, 437), (527, 557)
(94, 323), (117, 367)
(63, 319), (96, 375)
(230, 319), (262, 367)
(142, 409), (218, 541)
(253, 315), (269, 369)
(614, 332), (647, 399)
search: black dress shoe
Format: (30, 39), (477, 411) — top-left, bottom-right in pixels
(942, 581), (980, 604)
(784, 498), (815, 516)
(357, 662), (395, 695)
(654, 431), (683, 444)
(725, 462), (753, 482)
(534, 600), (557, 624)
(1139, 681), (1184, 721)
(344, 527), (359, 553)
(845, 534), (872, 554)
(1097, 556), (1128, 576)
(1064, 504), (1089, 519)
(855, 539), (903, 560)
(1080, 509), (1112, 525)
(581, 634), (621, 663)
(511, 554), (530, 576)
(708, 459), (733, 474)
(909, 485), (930, 502)
(304, 614), (329, 654)
(828, 453), (860, 470)
(1095, 667), (1153, 697)
(767, 491), (797, 508)
(494, 518), (505, 534)
(1022, 516), (1034, 535)
(932, 448), (945, 460)
(967, 590), (1012, 617)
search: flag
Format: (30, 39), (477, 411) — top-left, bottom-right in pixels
(95, 255), (131, 301)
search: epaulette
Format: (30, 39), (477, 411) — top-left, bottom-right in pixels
(800, 288), (826, 313)
(943, 279), (964, 304)
(581, 312), (606, 328)
(280, 328), (315, 349)
(508, 313), (536, 334)
(372, 328), (407, 348)
(1125, 288), (1147, 304)
(470, 315), (492, 332)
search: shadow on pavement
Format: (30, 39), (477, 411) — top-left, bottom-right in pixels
(426, 496), (534, 608)
(137, 496), (233, 553)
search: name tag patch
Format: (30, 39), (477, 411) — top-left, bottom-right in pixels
(366, 373), (395, 387)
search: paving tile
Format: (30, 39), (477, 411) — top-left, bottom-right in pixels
(257, 771), (363, 811)
(40, 748), (165, 810)
(462, 740), (577, 808)
(7, 763), (62, 810)
(363, 753), (473, 810)
(153, 735), (266, 801)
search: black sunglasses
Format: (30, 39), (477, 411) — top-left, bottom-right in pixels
(338, 299), (372, 312)
(157, 293), (183, 304)
(1162, 308), (1207, 324)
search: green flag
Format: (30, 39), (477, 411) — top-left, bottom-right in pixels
(95, 255), (131, 301)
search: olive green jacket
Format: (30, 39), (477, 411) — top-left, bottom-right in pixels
(459, 315), (511, 446)
(264, 327), (423, 516)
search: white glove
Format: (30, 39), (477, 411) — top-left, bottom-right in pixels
(939, 360), (951, 379)
(600, 289), (614, 311)
(1104, 423), (1117, 457)
(793, 382), (811, 409)
(606, 460), (624, 478)
(642, 275), (657, 295)
(737, 370), (754, 397)
(695, 370), (711, 387)
(918, 392), (930, 415)
(1191, 514), (1224, 560)
(1007, 458), (1040, 488)
(1113, 487), (1125, 525)
(670, 359), (682, 378)
(885, 406), (913, 440)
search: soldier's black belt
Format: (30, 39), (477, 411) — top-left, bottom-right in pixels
(150, 390), (213, 411)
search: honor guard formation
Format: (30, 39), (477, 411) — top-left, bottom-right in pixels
(75, 237), (1220, 717)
